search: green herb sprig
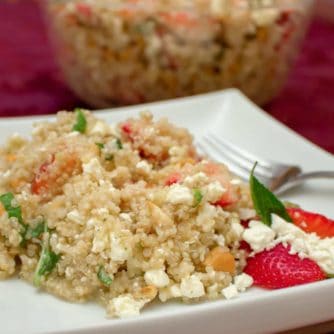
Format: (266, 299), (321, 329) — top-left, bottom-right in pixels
(0, 192), (28, 242)
(33, 224), (60, 287)
(250, 163), (292, 226)
(193, 189), (203, 207)
(97, 266), (113, 286)
(72, 108), (87, 134)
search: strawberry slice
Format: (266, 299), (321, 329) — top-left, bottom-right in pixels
(214, 195), (234, 208)
(165, 172), (182, 186)
(244, 244), (325, 289)
(239, 240), (252, 254)
(287, 208), (334, 239)
(31, 155), (55, 195)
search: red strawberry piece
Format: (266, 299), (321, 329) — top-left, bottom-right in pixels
(276, 10), (291, 25)
(244, 243), (325, 289)
(287, 208), (334, 239)
(121, 123), (132, 135)
(241, 220), (250, 228)
(76, 3), (92, 17)
(165, 172), (182, 186)
(214, 193), (236, 208)
(31, 154), (55, 195)
(121, 123), (135, 142)
(239, 240), (252, 254)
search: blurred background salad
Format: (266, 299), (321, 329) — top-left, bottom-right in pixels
(0, 0), (333, 153)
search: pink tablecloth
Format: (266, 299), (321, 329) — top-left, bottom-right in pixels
(0, 0), (333, 154)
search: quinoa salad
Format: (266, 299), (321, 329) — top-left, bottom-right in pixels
(45, 0), (313, 107)
(0, 110), (253, 318)
(0, 110), (332, 319)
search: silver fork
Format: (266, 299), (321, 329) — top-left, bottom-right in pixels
(197, 133), (334, 195)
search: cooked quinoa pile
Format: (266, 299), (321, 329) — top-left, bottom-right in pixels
(0, 110), (253, 317)
(45, 0), (312, 107)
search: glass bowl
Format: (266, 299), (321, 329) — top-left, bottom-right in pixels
(43, 0), (314, 107)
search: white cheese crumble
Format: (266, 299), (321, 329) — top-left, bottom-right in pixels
(234, 273), (253, 292)
(144, 269), (170, 288)
(145, 35), (162, 58)
(82, 158), (103, 177)
(110, 233), (129, 262)
(210, 0), (229, 16)
(119, 213), (132, 224)
(222, 284), (239, 300)
(180, 275), (205, 298)
(230, 178), (242, 185)
(168, 146), (187, 157)
(271, 215), (334, 274)
(205, 181), (226, 202)
(214, 234), (226, 247)
(92, 227), (108, 253)
(136, 160), (152, 174)
(66, 131), (79, 138)
(66, 210), (83, 225)
(238, 208), (256, 221)
(109, 295), (145, 318)
(158, 284), (182, 302)
(196, 203), (218, 231)
(242, 220), (275, 252)
(251, 8), (280, 27)
(230, 222), (244, 238)
(166, 184), (193, 205)
(90, 121), (110, 135)
(183, 172), (209, 187)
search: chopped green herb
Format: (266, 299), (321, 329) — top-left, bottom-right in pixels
(33, 224), (60, 287)
(115, 138), (123, 150)
(72, 108), (87, 134)
(250, 163), (292, 226)
(0, 192), (24, 225)
(97, 266), (113, 286)
(96, 142), (105, 150)
(26, 222), (45, 239)
(193, 189), (203, 207)
(0, 192), (27, 243)
(105, 154), (114, 161)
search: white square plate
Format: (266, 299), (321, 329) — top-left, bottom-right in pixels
(1, 89), (334, 334)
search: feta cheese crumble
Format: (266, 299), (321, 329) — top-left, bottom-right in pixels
(109, 295), (145, 318)
(221, 284), (238, 299)
(205, 181), (226, 202)
(234, 273), (253, 292)
(144, 269), (170, 288)
(180, 275), (205, 298)
(136, 160), (152, 174)
(166, 184), (193, 205)
(271, 215), (334, 274)
(242, 220), (276, 252)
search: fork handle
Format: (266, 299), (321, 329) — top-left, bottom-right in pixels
(296, 171), (334, 181)
(275, 171), (334, 195)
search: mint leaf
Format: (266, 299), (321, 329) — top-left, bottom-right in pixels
(327, 273), (334, 279)
(193, 189), (203, 207)
(250, 164), (292, 226)
(72, 108), (87, 134)
(97, 266), (113, 286)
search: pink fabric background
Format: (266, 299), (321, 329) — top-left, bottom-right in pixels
(0, 0), (333, 154)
